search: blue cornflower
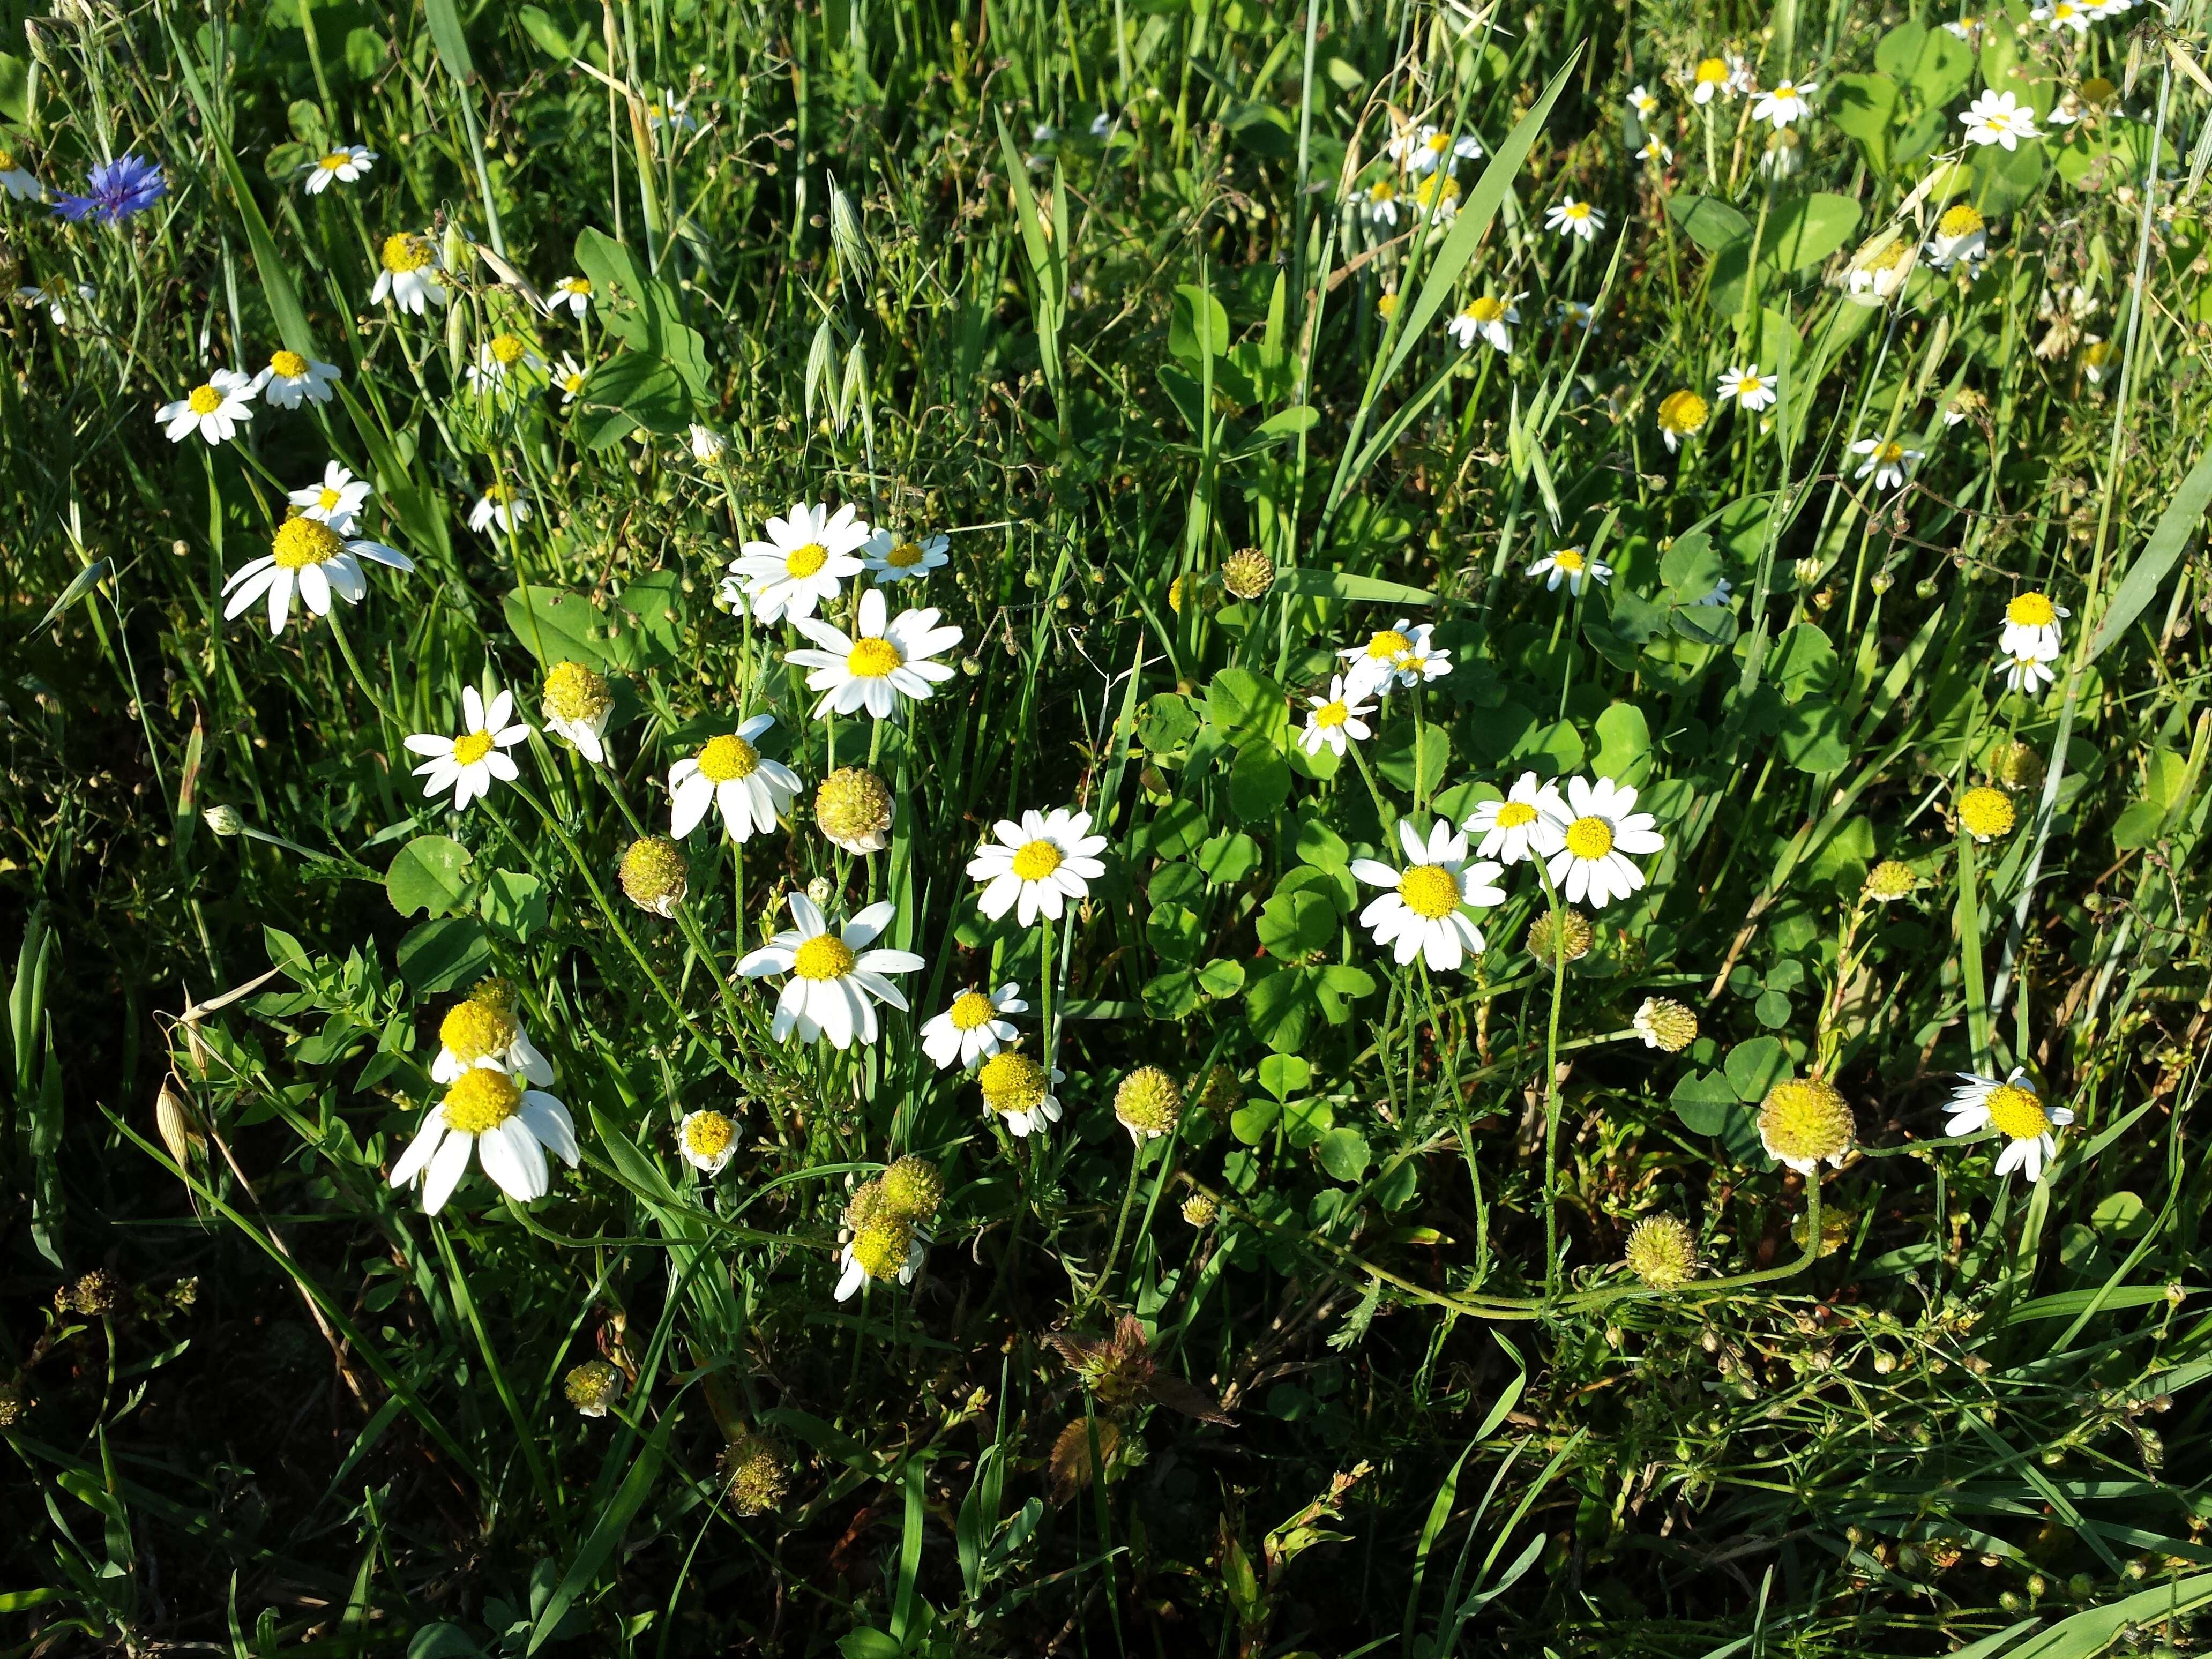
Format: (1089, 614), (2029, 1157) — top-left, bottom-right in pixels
(52, 153), (167, 225)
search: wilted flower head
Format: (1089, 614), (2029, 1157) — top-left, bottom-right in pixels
(1221, 546), (1276, 599)
(879, 1155), (944, 1222)
(564, 1358), (625, 1417)
(1526, 908), (1593, 967)
(1633, 997), (1698, 1052)
(814, 766), (894, 854)
(721, 1432), (793, 1515)
(619, 835), (689, 915)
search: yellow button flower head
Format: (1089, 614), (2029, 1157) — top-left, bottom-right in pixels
(1114, 1066), (1184, 1142)
(814, 766), (895, 854)
(1657, 388), (1710, 452)
(1633, 996), (1699, 1052)
(1526, 908), (1594, 968)
(1221, 546), (1276, 599)
(564, 1359), (624, 1418)
(541, 660), (614, 763)
(835, 1208), (922, 1301)
(1182, 1192), (1219, 1227)
(880, 1155), (944, 1222)
(1758, 1077), (1855, 1175)
(1624, 1215), (1699, 1288)
(721, 1433), (792, 1515)
(619, 835), (689, 916)
(677, 1108), (739, 1175)
(1863, 860), (1918, 902)
(977, 1049), (1063, 1138)
(1957, 785), (2017, 842)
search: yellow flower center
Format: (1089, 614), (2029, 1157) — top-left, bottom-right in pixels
(1939, 205), (1985, 239)
(1875, 443), (1904, 463)
(561, 371), (585, 392)
(489, 333), (527, 366)
(978, 1051), (1048, 1115)
(847, 637), (903, 678)
(1959, 786), (2016, 839)
(1563, 201), (1590, 220)
(793, 933), (857, 981)
(440, 997), (520, 1063)
(543, 660), (610, 721)
(885, 541), (925, 569)
(1314, 700), (1349, 730)
(696, 733), (760, 783)
(188, 384), (223, 415)
(1466, 297), (1505, 322)
(1736, 375), (1764, 396)
(784, 541), (830, 578)
(485, 481), (515, 504)
(1397, 863), (1462, 920)
(451, 730), (496, 766)
(2007, 592), (2057, 627)
(442, 1067), (522, 1135)
(1425, 132), (1452, 153)
(1366, 629), (1412, 661)
(316, 487), (343, 511)
(319, 151), (354, 171)
(1416, 175), (1461, 206)
(270, 349), (310, 377)
(1565, 816), (1615, 859)
(1495, 800), (1538, 829)
(1869, 241), (1910, 272)
(1367, 180), (1396, 203)
(684, 1111), (736, 1160)
(380, 232), (433, 274)
(1984, 1084), (2051, 1140)
(1774, 81), (1799, 97)
(850, 1217), (913, 1281)
(1553, 549), (1586, 573)
(1011, 839), (1064, 881)
(1660, 389), (1710, 434)
(1696, 57), (1728, 84)
(562, 277), (593, 296)
(271, 517), (343, 569)
(948, 990), (996, 1030)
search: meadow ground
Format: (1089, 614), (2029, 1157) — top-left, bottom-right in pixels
(4, 0), (2212, 1652)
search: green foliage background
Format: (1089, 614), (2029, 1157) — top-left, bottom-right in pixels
(3, 0), (2212, 1651)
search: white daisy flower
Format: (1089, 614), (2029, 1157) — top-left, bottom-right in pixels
(1961, 89), (2041, 149)
(834, 1224), (927, 1302)
(920, 982), (1026, 1069)
(469, 481), (531, 535)
(862, 530), (951, 585)
(1556, 298), (1598, 332)
(1636, 134), (1674, 165)
(1462, 771), (1565, 865)
(370, 231), (448, 313)
(2030, 0), (2093, 31)
(1361, 178), (1401, 227)
(676, 1108), (739, 1175)
(250, 348), (342, 408)
(287, 462), (372, 535)
(668, 714), (802, 843)
(721, 500), (872, 624)
(1339, 619), (1443, 697)
(1447, 293), (1521, 353)
(403, 687), (533, 811)
(547, 275), (593, 318)
(687, 423), (726, 464)
(304, 145), (376, 193)
(1391, 636), (1453, 690)
(428, 994), (555, 1087)
(646, 96), (697, 132)
(976, 1048), (1065, 1138)
(1690, 57), (1735, 104)
(967, 806), (1109, 925)
(1298, 676), (1376, 758)
(1847, 242), (1918, 305)
(540, 661), (615, 764)
(14, 280), (93, 325)
(1924, 204), (1988, 270)
(1999, 591), (2067, 658)
(552, 353), (588, 406)
(1750, 78), (1815, 128)
(1627, 84), (1660, 119)
(1526, 545), (1613, 595)
(1850, 437), (1924, 491)
(1536, 775), (1667, 909)
(1717, 363), (1778, 412)
(1349, 819), (1507, 972)
(466, 332), (549, 394)
(387, 1066), (579, 1214)
(1996, 651), (2057, 693)
(1545, 197), (1605, 241)
(736, 893), (924, 1049)
(156, 369), (256, 446)
(1945, 1069), (2073, 1183)
(221, 517), (414, 636)
(0, 147), (42, 199)
(1391, 124), (1484, 175)
(1413, 172), (1462, 224)
(786, 587), (963, 720)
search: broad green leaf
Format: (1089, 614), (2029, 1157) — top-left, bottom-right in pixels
(1316, 1127), (1371, 1183)
(1206, 668), (1287, 746)
(1723, 1036), (1790, 1102)
(1591, 702), (1651, 782)
(1828, 73), (1899, 169)
(1259, 1055), (1311, 1099)
(1667, 192), (1752, 253)
(1256, 886), (1335, 960)
(1778, 697), (1850, 773)
(395, 918), (492, 993)
(1229, 739), (1292, 821)
(1273, 567), (1437, 606)
(479, 870), (547, 940)
(1762, 192), (1862, 273)
(386, 835), (475, 917)
(1671, 1069), (1738, 1135)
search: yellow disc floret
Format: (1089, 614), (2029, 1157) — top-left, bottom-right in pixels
(1624, 1215), (1699, 1288)
(1397, 864), (1463, 920)
(847, 637), (902, 677)
(948, 990), (996, 1031)
(619, 835), (688, 914)
(272, 517), (344, 569)
(1758, 1077), (1855, 1169)
(1114, 1066), (1184, 1137)
(849, 1215), (915, 1282)
(784, 541), (829, 577)
(2006, 592), (2057, 628)
(380, 232), (434, 273)
(1366, 628), (1413, 661)
(270, 349), (310, 378)
(1564, 816), (1616, 860)
(1984, 1083), (2051, 1141)
(1313, 700), (1349, 730)
(880, 1155), (944, 1221)
(978, 1051), (1048, 1117)
(1011, 839), (1064, 881)
(442, 1067), (523, 1135)
(1494, 800), (1538, 829)
(793, 934), (857, 981)
(1938, 203), (1985, 238)
(884, 541), (925, 569)
(695, 733), (760, 783)
(188, 384), (223, 415)
(683, 1110), (736, 1162)
(543, 660), (611, 722)
(1658, 388), (1710, 436)
(1864, 859), (1917, 901)
(814, 767), (893, 847)
(1957, 785), (2016, 841)
(451, 730), (495, 766)
(440, 997), (520, 1064)
(488, 333), (527, 366)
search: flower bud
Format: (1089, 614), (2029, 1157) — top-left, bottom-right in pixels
(202, 804), (244, 836)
